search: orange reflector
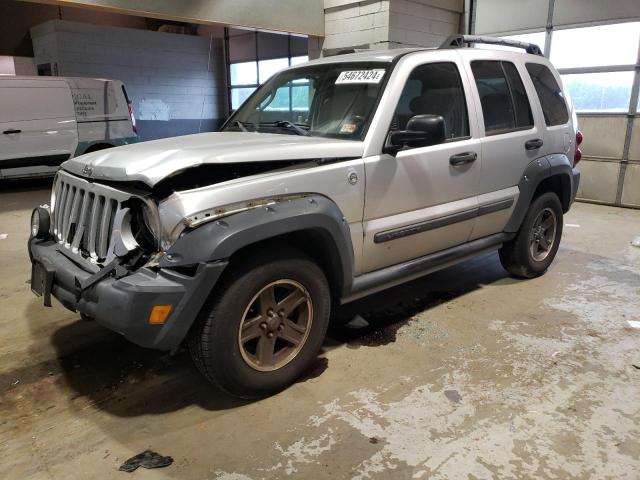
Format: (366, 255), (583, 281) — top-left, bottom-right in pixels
(149, 305), (172, 324)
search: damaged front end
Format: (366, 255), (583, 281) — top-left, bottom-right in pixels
(27, 158), (322, 350)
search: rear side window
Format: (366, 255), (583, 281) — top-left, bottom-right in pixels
(471, 60), (533, 136)
(525, 63), (569, 126)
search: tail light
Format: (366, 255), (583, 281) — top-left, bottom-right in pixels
(574, 130), (583, 166)
(128, 103), (138, 135)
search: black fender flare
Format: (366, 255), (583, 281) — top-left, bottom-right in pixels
(505, 154), (577, 232)
(161, 194), (355, 296)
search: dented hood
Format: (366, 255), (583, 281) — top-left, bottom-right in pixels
(62, 132), (365, 187)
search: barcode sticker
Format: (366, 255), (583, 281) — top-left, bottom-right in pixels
(335, 70), (385, 84)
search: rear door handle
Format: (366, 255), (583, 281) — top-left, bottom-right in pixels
(525, 138), (543, 150)
(449, 152), (477, 166)
(3, 129), (21, 135)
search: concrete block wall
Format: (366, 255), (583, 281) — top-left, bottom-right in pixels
(323, 0), (391, 51)
(388, 0), (461, 47)
(321, 0), (461, 54)
(30, 20), (227, 142)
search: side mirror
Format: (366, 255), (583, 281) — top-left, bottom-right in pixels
(385, 114), (446, 153)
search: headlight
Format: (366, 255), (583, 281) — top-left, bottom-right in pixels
(30, 207), (51, 239)
(114, 200), (161, 256)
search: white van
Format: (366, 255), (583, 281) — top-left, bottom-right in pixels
(0, 76), (138, 180)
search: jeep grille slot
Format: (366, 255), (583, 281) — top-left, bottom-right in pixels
(52, 172), (125, 263)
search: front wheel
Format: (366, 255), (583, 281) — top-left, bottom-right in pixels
(499, 191), (563, 278)
(188, 251), (331, 398)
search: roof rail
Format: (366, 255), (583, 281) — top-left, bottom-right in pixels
(441, 35), (543, 56)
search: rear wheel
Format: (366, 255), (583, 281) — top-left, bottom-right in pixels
(499, 192), (563, 278)
(188, 251), (330, 398)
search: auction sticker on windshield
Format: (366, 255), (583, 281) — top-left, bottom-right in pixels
(336, 69), (385, 84)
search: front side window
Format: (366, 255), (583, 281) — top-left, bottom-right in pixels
(471, 60), (534, 135)
(391, 62), (469, 140)
(526, 63), (569, 126)
(223, 62), (389, 140)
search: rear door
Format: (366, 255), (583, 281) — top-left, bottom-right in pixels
(69, 78), (136, 151)
(461, 52), (542, 239)
(0, 78), (77, 179)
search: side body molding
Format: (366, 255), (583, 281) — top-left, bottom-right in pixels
(504, 154), (577, 233)
(160, 194), (355, 296)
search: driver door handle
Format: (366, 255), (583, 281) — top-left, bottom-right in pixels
(3, 129), (21, 135)
(449, 152), (477, 166)
(525, 138), (543, 150)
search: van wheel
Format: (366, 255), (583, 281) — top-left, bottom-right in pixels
(499, 192), (563, 278)
(188, 251), (331, 398)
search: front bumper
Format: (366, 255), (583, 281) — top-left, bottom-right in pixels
(28, 238), (227, 350)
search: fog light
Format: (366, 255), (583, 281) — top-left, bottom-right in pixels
(30, 207), (50, 239)
(149, 305), (172, 324)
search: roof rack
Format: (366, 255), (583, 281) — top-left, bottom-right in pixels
(441, 35), (543, 56)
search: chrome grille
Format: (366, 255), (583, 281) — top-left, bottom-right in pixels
(52, 171), (130, 263)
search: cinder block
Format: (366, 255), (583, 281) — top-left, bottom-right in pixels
(324, 5), (361, 20)
(429, 19), (457, 35)
(359, 0), (389, 15)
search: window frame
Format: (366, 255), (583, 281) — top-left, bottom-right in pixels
(470, 59), (535, 137)
(225, 28), (309, 113)
(388, 60), (472, 145)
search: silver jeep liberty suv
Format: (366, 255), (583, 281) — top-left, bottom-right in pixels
(29, 36), (581, 398)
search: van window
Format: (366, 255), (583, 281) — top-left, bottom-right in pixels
(392, 62), (469, 140)
(471, 60), (533, 136)
(0, 85), (74, 123)
(525, 63), (569, 126)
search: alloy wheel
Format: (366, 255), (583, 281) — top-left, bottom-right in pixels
(238, 279), (313, 372)
(529, 207), (557, 262)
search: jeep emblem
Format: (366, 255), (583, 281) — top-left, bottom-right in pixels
(82, 165), (93, 177)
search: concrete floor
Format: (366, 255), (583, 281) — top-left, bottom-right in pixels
(1, 180), (639, 479)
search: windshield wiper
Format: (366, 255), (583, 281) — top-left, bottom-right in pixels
(230, 120), (250, 132)
(260, 120), (310, 136)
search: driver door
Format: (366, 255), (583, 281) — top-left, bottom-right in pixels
(362, 59), (482, 273)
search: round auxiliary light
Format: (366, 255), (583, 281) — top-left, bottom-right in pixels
(30, 207), (51, 239)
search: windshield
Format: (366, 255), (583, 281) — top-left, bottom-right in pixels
(222, 62), (390, 140)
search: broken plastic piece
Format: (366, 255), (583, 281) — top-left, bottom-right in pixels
(118, 450), (173, 472)
(345, 314), (369, 329)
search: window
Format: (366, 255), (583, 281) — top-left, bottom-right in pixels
(392, 62), (469, 140)
(550, 22), (639, 69)
(223, 62), (388, 140)
(525, 63), (569, 125)
(227, 29), (308, 111)
(471, 61), (533, 135)
(230, 61), (258, 86)
(258, 58), (290, 83)
(562, 71), (634, 113)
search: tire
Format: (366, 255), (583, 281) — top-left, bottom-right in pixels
(499, 191), (563, 278)
(188, 250), (331, 398)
